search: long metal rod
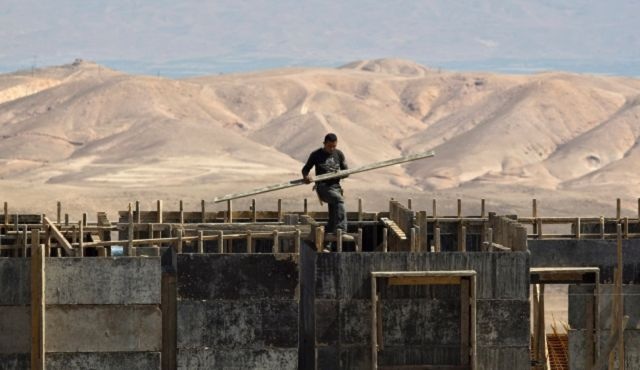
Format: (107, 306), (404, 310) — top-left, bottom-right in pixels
(214, 150), (436, 203)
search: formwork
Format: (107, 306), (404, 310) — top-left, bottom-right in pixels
(1, 197), (639, 369)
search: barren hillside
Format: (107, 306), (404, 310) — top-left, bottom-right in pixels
(1, 59), (639, 217)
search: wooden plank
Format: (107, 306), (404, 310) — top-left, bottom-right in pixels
(373, 271), (476, 278)
(161, 271), (177, 370)
(432, 199), (437, 218)
(616, 223), (624, 370)
(42, 217), (74, 256)
(226, 200), (232, 223)
(371, 274), (378, 369)
(214, 150), (436, 202)
(382, 227), (388, 252)
(458, 225), (466, 252)
(157, 200), (163, 223)
(201, 199), (206, 223)
(388, 276), (462, 286)
(30, 231), (45, 370)
(380, 217), (407, 240)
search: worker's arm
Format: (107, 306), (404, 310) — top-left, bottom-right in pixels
(301, 152), (315, 184)
(338, 150), (349, 179)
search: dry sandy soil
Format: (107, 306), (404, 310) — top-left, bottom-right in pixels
(2, 58), (638, 331)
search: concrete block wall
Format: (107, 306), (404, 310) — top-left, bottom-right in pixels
(45, 257), (162, 369)
(0, 257), (162, 370)
(568, 284), (640, 369)
(0, 259), (30, 369)
(313, 252), (531, 370)
(176, 254), (300, 370)
(529, 239), (640, 283)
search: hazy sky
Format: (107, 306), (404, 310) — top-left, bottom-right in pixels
(1, 1), (639, 76)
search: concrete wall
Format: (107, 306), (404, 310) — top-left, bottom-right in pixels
(46, 257), (162, 369)
(176, 253), (300, 370)
(313, 252), (531, 370)
(0, 257), (162, 370)
(529, 239), (640, 283)
(568, 284), (640, 369)
(0, 259), (30, 370)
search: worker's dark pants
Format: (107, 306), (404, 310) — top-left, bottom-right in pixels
(316, 183), (347, 233)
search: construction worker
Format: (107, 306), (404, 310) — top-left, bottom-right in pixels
(302, 133), (351, 251)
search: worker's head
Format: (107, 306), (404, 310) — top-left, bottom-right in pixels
(323, 133), (338, 153)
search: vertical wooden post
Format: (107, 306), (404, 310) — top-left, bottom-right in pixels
(277, 199), (283, 222)
(371, 276), (378, 370)
(3, 201), (8, 227)
(78, 221), (84, 258)
(179, 200), (184, 224)
(246, 230), (253, 253)
(358, 198), (363, 221)
(201, 200), (206, 223)
(31, 229), (45, 370)
(176, 229), (183, 254)
(459, 225), (467, 252)
(217, 230), (224, 253)
(135, 201), (141, 224)
(480, 199), (486, 218)
(576, 217), (581, 239)
(82, 213), (87, 227)
(432, 199), (437, 218)
(336, 229), (343, 252)
(407, 198), (412, 210)
(382, 227), (388, 253)
(127, 204), (134, 256)
(357, 228), (363, 252)
(226, 200), (233, 223)
(303, 198), (308, 215)
(157, 200), (163, 224)
(197, 231), (204, 253)
(23, 225), (28, 258)
(457, 199), (462, 218)
(537, 218), (543, 240)
(56, 201), (61, 225)
(314, 226), (324, 252)
(600, 216), (605, 239)
(615, 223), (625, 369)
(273, 230), (280, 253)
(624, 217), (629, 239)
(532, 199), (538, 235)
(616, 198), (621, 220)
(251, 199), (257, 223)
(434, 227), (441, 252)
(294, 229), (301, 254)
(486, 228), (493, 251)
(410, 228), (416, 252)
(64, 214), (69, 226)
(418, 211), (428, 252)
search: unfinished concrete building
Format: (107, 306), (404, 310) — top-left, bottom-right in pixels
(0, 198), (638, 369)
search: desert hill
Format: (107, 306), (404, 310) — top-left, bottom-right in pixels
(1, 58), (639, 217)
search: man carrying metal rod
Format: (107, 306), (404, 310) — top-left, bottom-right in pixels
(302, 133), (353, 251)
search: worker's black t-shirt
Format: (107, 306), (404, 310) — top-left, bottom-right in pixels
(301, 148), (348, 186)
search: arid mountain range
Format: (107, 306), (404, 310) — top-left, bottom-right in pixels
(1, 59), (639, 218)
